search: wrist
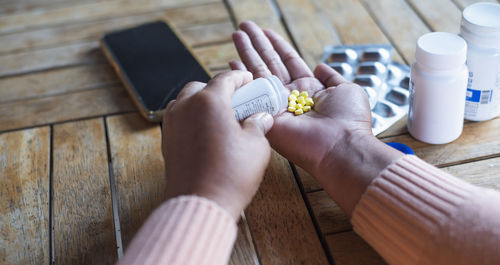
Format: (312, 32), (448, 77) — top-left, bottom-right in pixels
(316, 130), (404, 216)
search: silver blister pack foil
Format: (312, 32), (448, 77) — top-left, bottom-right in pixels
(321, 44), (410, 135)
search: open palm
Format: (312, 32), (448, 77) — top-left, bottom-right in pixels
(230, 21), (372, 175)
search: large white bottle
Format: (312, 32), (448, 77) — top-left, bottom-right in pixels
(461, 2), (500, 121)
(408, 32), (468, 144)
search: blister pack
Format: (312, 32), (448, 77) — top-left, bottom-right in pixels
(321, 44), (410, 135)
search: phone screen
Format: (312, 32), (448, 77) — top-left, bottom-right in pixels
(102, 21), (211, 120)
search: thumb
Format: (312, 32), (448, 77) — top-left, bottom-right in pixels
(242, 112), (274, 136)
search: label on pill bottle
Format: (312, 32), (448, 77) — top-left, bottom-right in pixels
(464, 69), (500, 120)
(233, 94), (274, 121)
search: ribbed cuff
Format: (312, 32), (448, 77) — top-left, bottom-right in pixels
(351, 155), (477, 265)
(118, 195), (237, 265)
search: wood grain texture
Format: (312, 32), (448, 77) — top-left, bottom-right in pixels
(0, 0), (218, 35)
(275, 0), (341, 68)
(442, 157), (500, 191)
(229, 214), (259, 265)
(0, 2), (230, 55)
(0, 0), (105, 15)
(0, 39), (234, 78)
(407, 0), (462, 33)
(308, 190), (350, 234)
(226, 0), (289, 39)
(0, 64), (117, 103)
(0, 41), (103, 77)
(244, 151), (329, 265)
(53, 118), (116, 265)
(194, 42), (239, 70)
(0, 85), (135, 132)
(382, 117), (500, 167)
(360, 0), (430, 63)
(313, 0), (404, 64)
(0, 127), (50, 265)
(326, 231), (387, 265)
(106, 113), (165, 248)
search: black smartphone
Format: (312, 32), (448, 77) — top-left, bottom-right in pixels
(101, 21), (211, 121)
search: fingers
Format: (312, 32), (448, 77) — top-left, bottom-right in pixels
(238, 21), (291, 83)
(263, 28), (314, 80)
(205, 70), (253, 98)
(229, 60), (247, 71)
(165, 99), (176, 112)
(232, 30), (272, 78)
(313, 63), (348, 87)
(242, 112), (274, 136)
(176, 81), (206, 101)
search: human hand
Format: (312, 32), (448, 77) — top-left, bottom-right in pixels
(161, 71), (274, 220)
(231, 21), (403, 215)
(231, 21), (373, 176)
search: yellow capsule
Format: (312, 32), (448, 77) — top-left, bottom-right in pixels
(288, 94), (297, 102)
(288, 106), (296, 112)
(298, 99), (306, 106)
(288, 101), (297, 107)
(291, 90), (300, 96)
(299, 91), (309, 98)
(303, 105), (311, 112)
(294, 108), (304, 115)
(296, 103), (303, 109)
(305, 97), (314, 106)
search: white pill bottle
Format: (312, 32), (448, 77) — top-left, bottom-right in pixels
(231, 75), (289, 121)
(461, 2), (500, 121)
(408, 32), (468, 144)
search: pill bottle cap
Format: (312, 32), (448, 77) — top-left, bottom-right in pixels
(415, 32), (467, 71)
(461, 2), (500, 47)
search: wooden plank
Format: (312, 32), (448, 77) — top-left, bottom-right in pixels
(0, 85), (135, 132)
(194, 42), (240, 70)
(407, 0), (462, 33)
(0, 40), (234, 78)
(0, 2), (231, 55)
(453, 0), (498, 10)
(326, 231), (387, 265)
(275, 0), (342, 68)
(442, 157), (500, 191)
(229, 214), (259, 265)
(181, 21), (234, 47)
(382, 117), (500, 167)
(53, 118), (116, 265)
(244, 151), (329, 265)
(0, 0), (218, 35)
(0, 127), (50, 265)
(313, 0), (404, 63)
(0, 41), (103, 78)
(0, 64), (117, 103)
(308, 190), (351, 234)
(106, 113), (165, 248)
(360, 0), (430, 63)
(0, 0), (105, 15)
(225, 0), (289, 39)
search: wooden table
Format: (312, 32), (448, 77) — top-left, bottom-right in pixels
(2, 0), (500, 264)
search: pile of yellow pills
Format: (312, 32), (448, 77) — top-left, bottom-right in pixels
(287, 90), (314, 115)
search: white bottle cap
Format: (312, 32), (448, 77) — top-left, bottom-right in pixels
(415, 32), (467, 70)
(461, 2), (500, 47)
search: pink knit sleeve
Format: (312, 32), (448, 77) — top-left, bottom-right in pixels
(117, 195), (237, 265)
(351, 155), (500, 265)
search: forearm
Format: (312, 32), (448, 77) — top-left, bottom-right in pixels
(118, 195), (237, 265)
(351, 155), (500, 265)
(316, 133), (403, 216)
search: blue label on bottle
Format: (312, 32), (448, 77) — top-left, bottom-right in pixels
(466, 88), (481, 103)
